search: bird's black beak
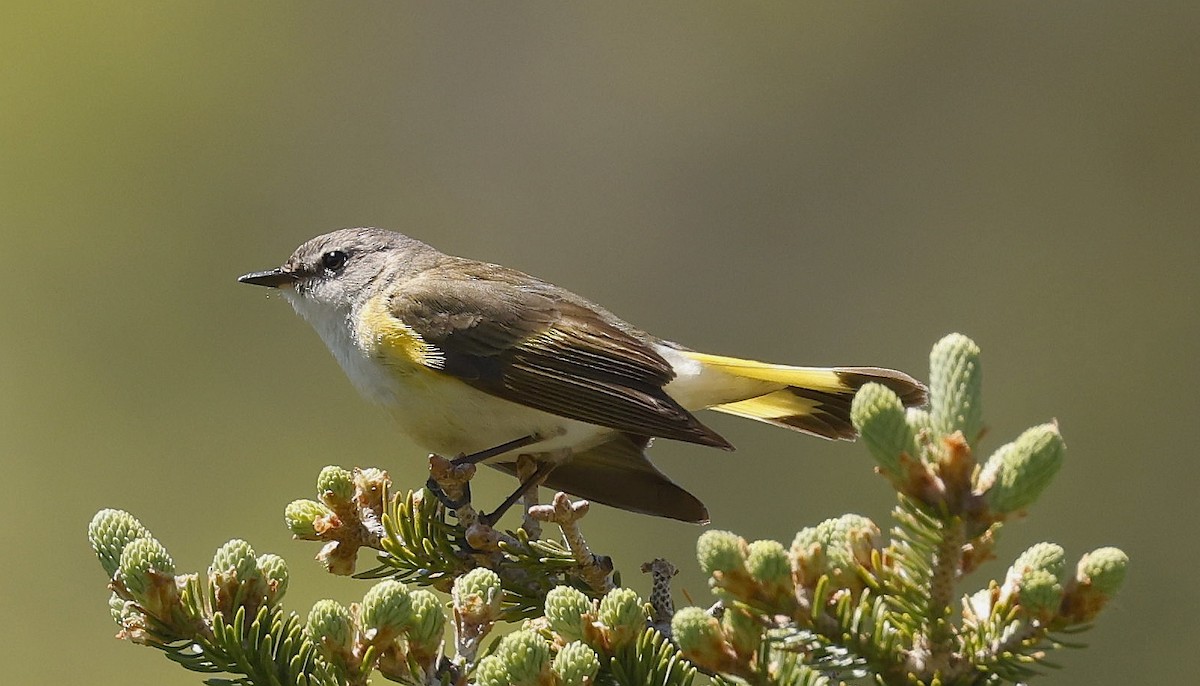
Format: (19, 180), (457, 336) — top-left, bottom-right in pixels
(237, 267), (296, 288)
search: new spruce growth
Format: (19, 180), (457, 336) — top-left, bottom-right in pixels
(90, 334), (1126, 685)
(674, 333), (1128, 685)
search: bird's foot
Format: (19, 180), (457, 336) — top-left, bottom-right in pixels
(427, 454), (477, 522)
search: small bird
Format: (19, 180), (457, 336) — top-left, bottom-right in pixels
(239, 228), (925, 523)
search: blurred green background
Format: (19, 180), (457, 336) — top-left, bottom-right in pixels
(3, 3), (1196, 684)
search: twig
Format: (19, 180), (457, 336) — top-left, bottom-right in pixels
(925, 517), (966, 674)
(311, 468), (390, 575)
(516, 454), (543, 540)
(528, 492), (614, 593)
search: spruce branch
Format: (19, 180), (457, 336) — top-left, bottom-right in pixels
(674, 333), (1129, 685)
(90, 333), (1128, 686)
(89, 509), (340, 685)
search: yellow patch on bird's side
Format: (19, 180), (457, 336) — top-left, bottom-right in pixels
(356, 297), (445, 373)
(683, 351), (852, 392)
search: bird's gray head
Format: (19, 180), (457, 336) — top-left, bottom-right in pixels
(239, 228), (443, 405)
(238, 228), (438, 311)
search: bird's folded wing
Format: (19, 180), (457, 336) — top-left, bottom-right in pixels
(387, 271), (730, 448)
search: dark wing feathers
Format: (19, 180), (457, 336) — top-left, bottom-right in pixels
(519, 324), (675, 385)
(390, 270), (731, 448)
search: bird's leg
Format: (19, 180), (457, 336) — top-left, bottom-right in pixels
(479, 461), (557, 528)
(426, 433), (545, 510)
(516, 454), (543, 539)
(453, 433), (544, 466)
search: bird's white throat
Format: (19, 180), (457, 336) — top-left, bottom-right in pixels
(281, 291), (402, 406)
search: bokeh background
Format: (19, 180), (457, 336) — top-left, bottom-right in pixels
(3, 3), (1196, 684)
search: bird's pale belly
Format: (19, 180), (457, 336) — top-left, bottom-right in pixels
(293, 293), (766, 460)
(292, 296), (610, 460)
(381, 369), (612, 459)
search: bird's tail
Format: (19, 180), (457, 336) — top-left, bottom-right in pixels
(684, 351), (927, 441)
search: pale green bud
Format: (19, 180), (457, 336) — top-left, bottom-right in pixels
(209, 540), (265, 614)
(119, 537), (175, 598)
(906, 407), (933, 438)
(552, 641), (601, 686)
(789, 526), (822, 587)
(211, 539), (260, 582)
(360, 579), (413, 642)
(405, 589), (446, 655)
(285, 499), (334, 539)
(721, 606), (762, 658)
(851, 382), (918, 476)
(1010, 543), (1066, 581)
(316, 465), (355, 503)
(821, 546), (855, 581)
(1076, 547), (1129, 595)
(493, 629), (551, 686)
(816, 541), (854, 582)
(745, 539), (793, 599)
(1017, 569), (1063, 619)
(473, 654), (510, 686)
(305, 599), (354, 655)
(697, 530), (746, 576)
(545, 586), (593, 643)
(598, 587), (645, 649)
(108, 591), (148, 632)
(823, 514), (880, 568)
(256, 554), (290, 603)
(980, 423), (1065, 513)
(790, 526), (820, 561)
(108, 591), (128, 625)
(1003, 543), (1066, 618)
(930, 333), (983, 443)
(89, 509), (151, 579)
(1060, 547), (1129, 624)
(792, 515), (879, 591)
(452, 568), (503, 624)
(671, 607), (728, 671)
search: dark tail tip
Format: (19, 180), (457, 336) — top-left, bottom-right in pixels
(834, 367), (928, 407)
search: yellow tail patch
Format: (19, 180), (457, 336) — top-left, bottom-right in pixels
(681, 351), (852, 393)
(683, 350), (926, 441)
(710, 390), (820, 424)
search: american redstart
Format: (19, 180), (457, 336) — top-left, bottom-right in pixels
(239, 228), (925, 523)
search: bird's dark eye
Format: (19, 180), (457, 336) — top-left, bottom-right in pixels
(321, 250), (348, 272)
